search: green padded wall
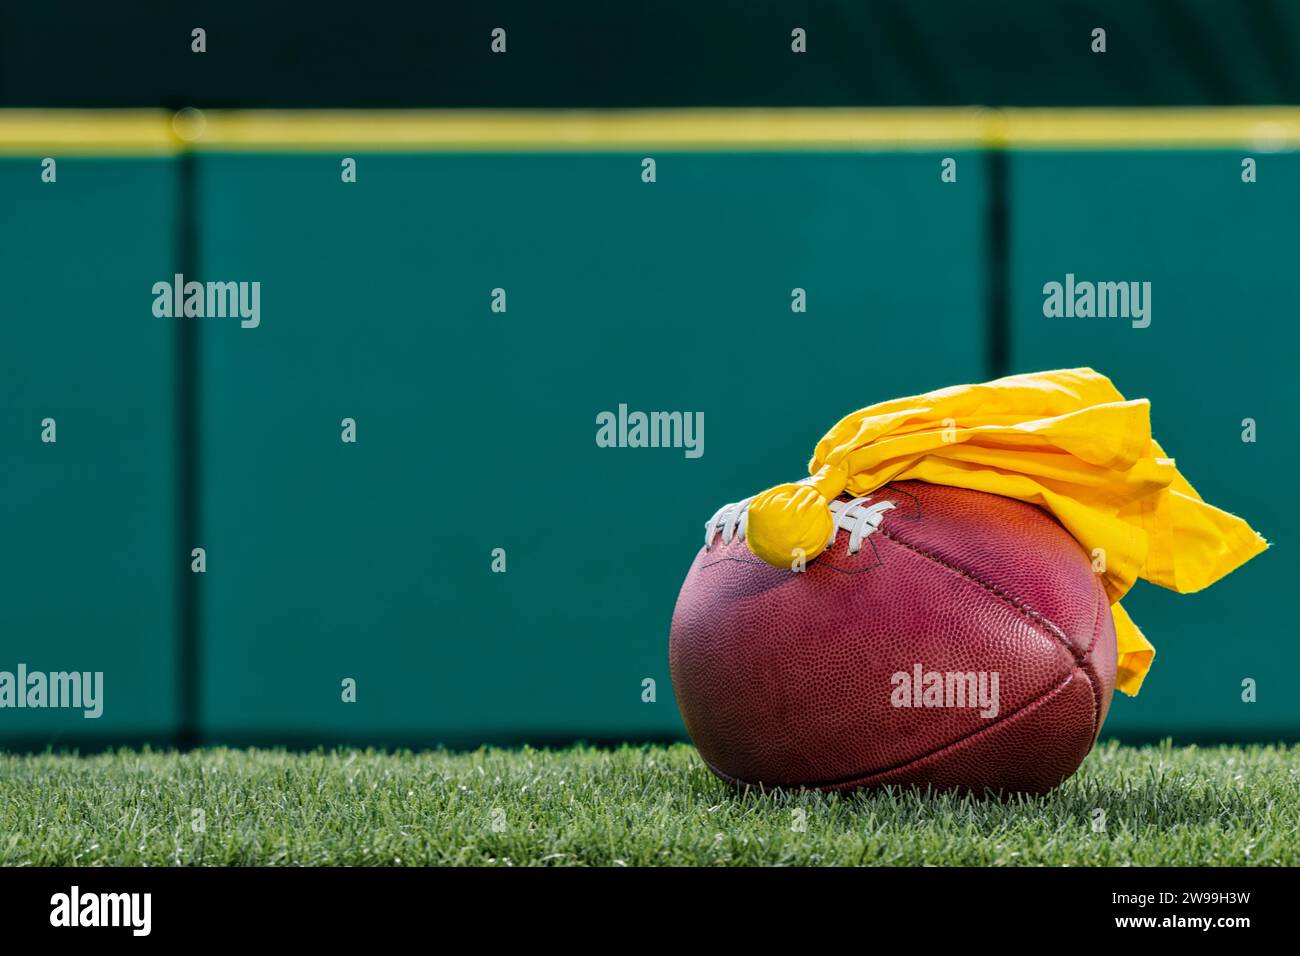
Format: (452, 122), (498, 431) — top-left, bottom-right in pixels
(1008, 150), (1298, 738)
(192, 151), (987, 744)
(0, 157), (180, 744)
(2, 133), (1292, 748)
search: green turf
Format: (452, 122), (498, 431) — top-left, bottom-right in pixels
(0, 741), (1295, 866)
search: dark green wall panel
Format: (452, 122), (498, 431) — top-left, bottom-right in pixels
(193, 151), (987, 743)
(0, 159), (179, 742)
(4, 142), (1292, 749)
(1008, 151), (1299, 739)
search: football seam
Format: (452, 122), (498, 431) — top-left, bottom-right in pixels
(1081, 583), (1105, 736)
(873, 487), (1108, 739)
(873, 520), (1106, 742)
(874, 524), (1085, 668)
(704, 668), (1089, 792)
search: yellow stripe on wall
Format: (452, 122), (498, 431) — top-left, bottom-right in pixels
(2, 107), (1300, 155)
(994, 108), (1300, 150)
(0, 110), (179, 155)
(184, 108), (991, 151)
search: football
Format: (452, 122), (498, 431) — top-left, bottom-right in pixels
(669, 480), (1117, 795)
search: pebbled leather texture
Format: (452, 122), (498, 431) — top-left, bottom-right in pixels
(669, 480), (1118, 795)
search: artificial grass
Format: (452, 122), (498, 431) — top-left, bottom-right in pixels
(0, 741), (1294, 866)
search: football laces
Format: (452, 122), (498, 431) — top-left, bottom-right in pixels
(704, 496), (895, 554)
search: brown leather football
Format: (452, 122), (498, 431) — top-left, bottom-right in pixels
(669, 480), (1117, 795)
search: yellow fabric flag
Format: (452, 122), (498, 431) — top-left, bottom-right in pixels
(744, 368), (1268, 695)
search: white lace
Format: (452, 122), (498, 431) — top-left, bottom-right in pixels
(704, 496), (895, 555)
